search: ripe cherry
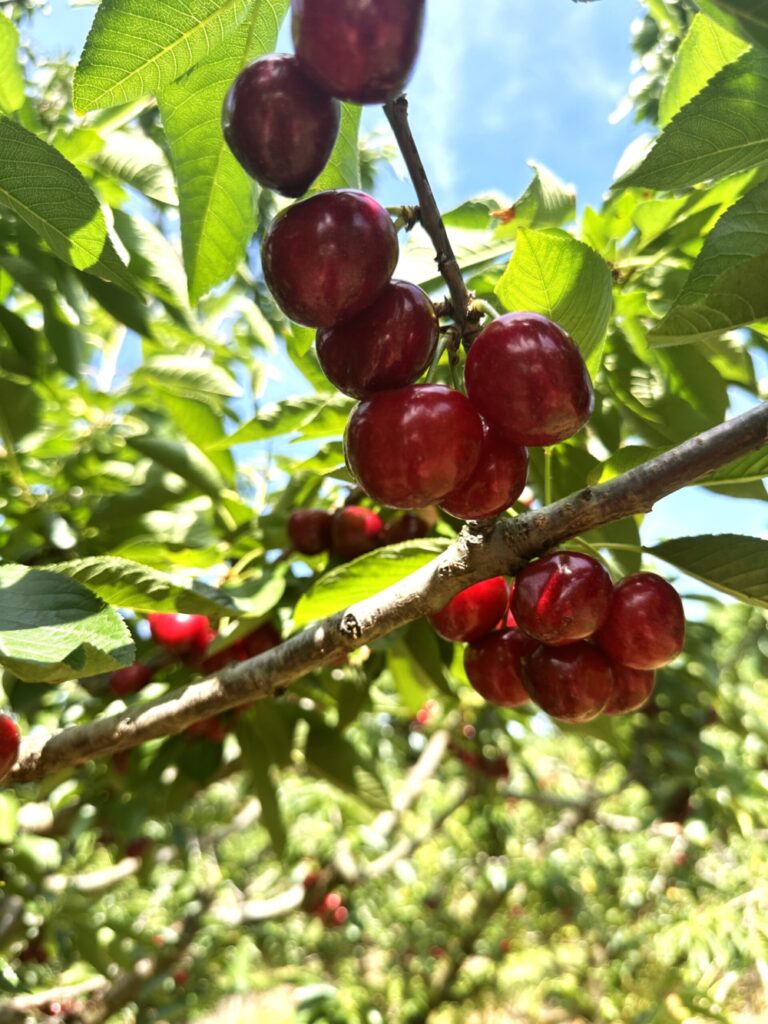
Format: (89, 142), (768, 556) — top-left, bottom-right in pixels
(464, 628), (536, 707)
(380, 512), (429, 545)
(147, 613), (212, 657)
(222, 54), (340, 197)
(288, 508), (333, 555)
(262, 189), (398, 327)
(440, 420), (528, 520)
(512, 551), (613, 646)
(0, 713), (20, 779)
(331, 505), (384, 560)
(109, 662), (153, 696)
(315, 280), (438, 398)
(594, 572), (685, 669)
(428, 577), (509, 643)
(292, 0), (426, 104)
(465, 312), (594, 446)
(344, 384), (484, 509)
(523, 642), (613, 722)
(603, 663), (656, 715)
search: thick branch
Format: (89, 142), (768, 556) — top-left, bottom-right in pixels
(8, 402), (768, 785)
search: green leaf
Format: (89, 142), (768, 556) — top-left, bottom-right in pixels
(398, 224), (514, 294)
(494, 227), (613, 373)
(0, 565), (133, 682)
(93, 129), (178, 205)
(157, 0), (290, 302)
(0, 792), (18, 845)
(309, 102), (361, 192)
(73, 0), (256, 113)
(697, 0), (768, 50)
(0, 14), (24, 114)
(649, 180), (768, 345)
(293, 539), (449, 629)
(235, 717), (287, 855)
(133, 354), (241, 403)
(305, 717), (388, 809)
(127, 434), (228, 497)
(659, 13), (749, 127)
(217, 393), (353, 448)
(112, 210), (190, 314)
(650, 534), (768, 607)
(498, 161), (576, 235)
(698, 445), (768, 485)
(0, 118), (134, 291)
(618, 51), (768, 190)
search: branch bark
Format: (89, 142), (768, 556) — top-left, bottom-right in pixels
(7, 401), (768, 786)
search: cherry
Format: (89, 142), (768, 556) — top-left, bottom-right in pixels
(465, 312), (594, 446)
(439, 420), (528, 520)
(523, 642), (613, 722)
(108, 662), (154, 696)
(428, 577), (509, 643)
(187, 715), (228, 742)
(147, 613), (213, 658)
(292, 0), (426, 104)
(331, 505), (384, 560)
(222, 54), (340, 197)
(512, 551), (613, 646)
(380, 512), (429, 545)
(603, 663), (656, 715)
(344, 384), (484, 508)
(288, 508), (333, 555)
(202, 622), (281, 673)
(0, 713), (20, 779)
(464, 628), (536, 707)
(315, 280), (438, 398)
(262, 189), (398, 327)
(594, 572), (685, 669)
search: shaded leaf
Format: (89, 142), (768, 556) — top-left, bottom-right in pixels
(650, 534), (768, 607)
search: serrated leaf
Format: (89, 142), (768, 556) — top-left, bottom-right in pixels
(112, 210), (190, 315)
(649, 179), (768, 345)
(650, 534), (768, 607)
(0, 14), (24, 114)
(309, 102), (361, 192)
(217, 393), (353, 448)
(293, 539), (449, 629)
(699, 445), (768, 485)
(0, 565), (133, 682)
(697, 0), (768, 50)
(305, 717), (388, 809)
(127, 434), (227, 496)
(497, 161), (576, 236)
(0, 118), (134, 292)
(73, 0), (256, 113)
(133, 354), (241, 401)
(93, 129), (178, 205)
(494, 226), (612, 373)
(619, 51), (768, 190)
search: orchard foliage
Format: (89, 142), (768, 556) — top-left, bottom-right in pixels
(0, 0), (767, 1021)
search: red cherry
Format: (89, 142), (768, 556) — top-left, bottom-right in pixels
(463, 628), (536, 707)
(262, 189), (398, 327)
(603, 663), (656, 715)
(331, 505), (384, 560)
(173, 969), (190, 987)
(523, 642), (613, 723)
(345, 384), (484, 509)
(0, 713), (20, 779)
(439, 420), (528, 520)
(512, 551), (613, 646)
(380, 512), (429, 545)
(465, 312), (594, 446)
(428, 577), (509, 643)
(222, 54), (340, 197)
(292, 0), (426, 104)
(332, 905), (349, 925)
(109, 662), (153, 696)
(324, 892), (342, 912)
(594, 573), (685, 669)
(147, 613), (212, 655)
(187, 715), (228, 742)
(239, 622), (281, 657)
(288, 508), (333, 555)
(315, 280), (438, 398)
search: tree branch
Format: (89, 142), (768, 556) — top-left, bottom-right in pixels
(8, 402), (768, 786)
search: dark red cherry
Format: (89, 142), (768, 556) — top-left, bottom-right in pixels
(331, 506), (384, 560)
(380, 512), (429, 545)
(464, 628), (536, 707)
(603, 663), (656, 715)
(523, 642), (613, 722)
(465, 312), (594, 446)
(315, 280), (438, 398)
(222, 54), (340, 197)
(262, 189), (398, 327)
(0, 713), (20, 779)
(428, 577), (509, 643)
(288, 508), (333, 555)
(292, 0), (426, 104)
(594, 572), (685, 669)
(344, 384), (484, 509)
(239, 622), (281, 657)
(109, 662), (154, 696)
(512, 551), (613, 646)
(147, 613), (213, 656)
(440, 420), (528, 520)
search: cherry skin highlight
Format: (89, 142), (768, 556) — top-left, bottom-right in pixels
(428, 577), (509, 643)
(331, 506), (384, 560)
(288, 508), (333, 555)
(0, 713), (20, 780)
(594, 572), (685, 670)
(440, 420), (528, 520)
(315, 280), (438, 398)
(109, 662), (154, 696)
(147, 613), (212, 656)
(292, 0), (426, 104)
(523, 642), (614, 723)
(464, 312), (594, 446)
(222, 54), (340, 197)
(464, 628), (537, 707)
(344, 384), (484, 509)
(262, 189), (398, 328)
(603, 663), (656, 715)
(512, 551), (613, 646)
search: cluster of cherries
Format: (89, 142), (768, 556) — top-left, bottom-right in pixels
(288, 504), (429, 561)
(429, 551), (686, 722)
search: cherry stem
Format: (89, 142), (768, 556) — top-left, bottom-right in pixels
(543, 447), (553, 507)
